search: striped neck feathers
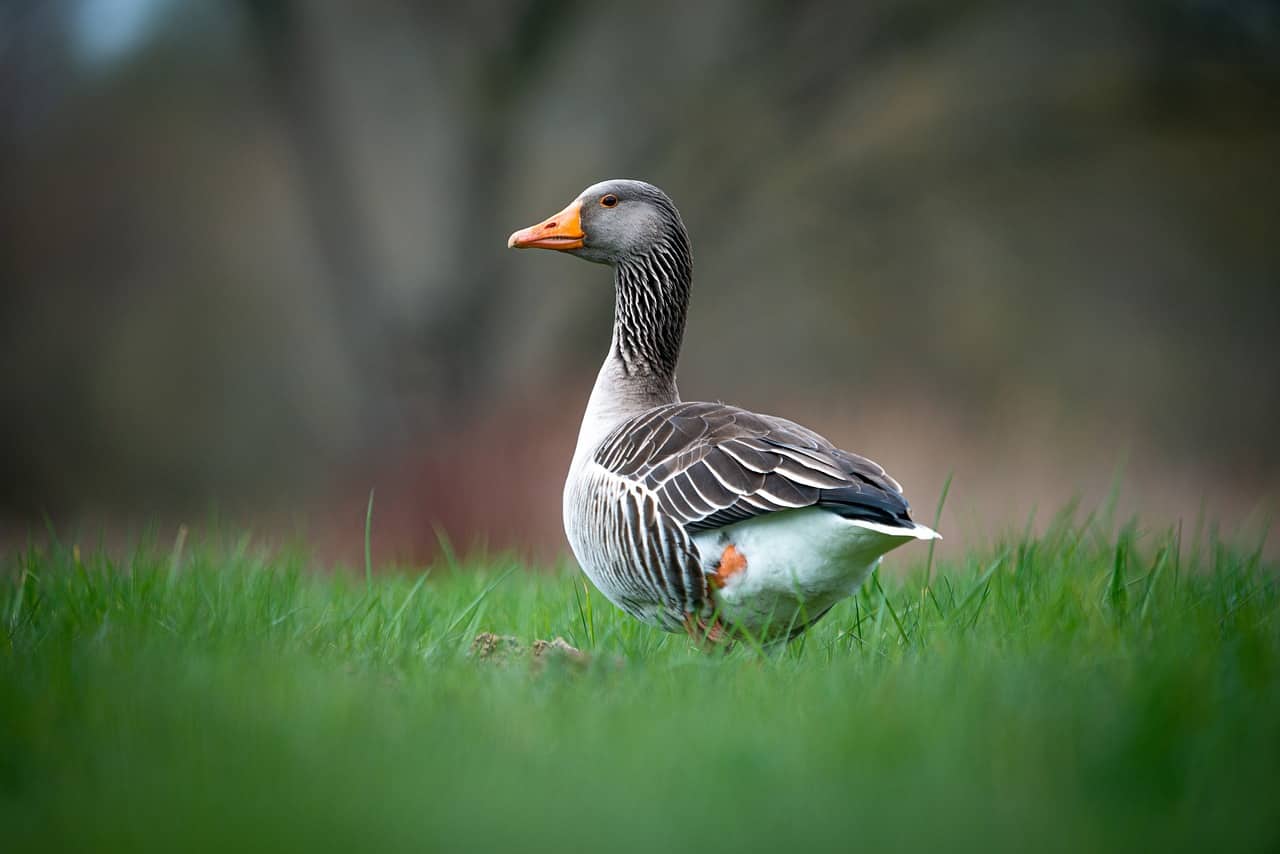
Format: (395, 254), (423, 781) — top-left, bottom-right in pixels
(610, 230), (692, 387)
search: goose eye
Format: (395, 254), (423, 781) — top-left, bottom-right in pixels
(600, 194), (618, 208)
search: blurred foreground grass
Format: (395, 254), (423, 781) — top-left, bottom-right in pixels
(2, 512), (1277, 853)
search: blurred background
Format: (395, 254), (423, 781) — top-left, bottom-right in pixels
(2, 0), (1278, 565)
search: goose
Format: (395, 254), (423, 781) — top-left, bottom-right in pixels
(508, 179), (938, 644)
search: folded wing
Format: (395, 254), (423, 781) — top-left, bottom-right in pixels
(595, 402), (916, 536)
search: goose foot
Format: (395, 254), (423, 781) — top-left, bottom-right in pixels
(682, 612), (731, 651)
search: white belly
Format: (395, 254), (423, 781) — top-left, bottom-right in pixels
(692, 508), (938, 641)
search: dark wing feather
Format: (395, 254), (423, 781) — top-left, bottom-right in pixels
(595, 402), (916, 536)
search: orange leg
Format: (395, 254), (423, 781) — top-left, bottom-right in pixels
(682, 544), (747, 650)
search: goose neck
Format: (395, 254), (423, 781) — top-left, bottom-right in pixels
(572, 242), (692, 464)
(610, 242), (691, 384)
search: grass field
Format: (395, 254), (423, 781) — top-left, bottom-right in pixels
(2, 508), (1277, 853)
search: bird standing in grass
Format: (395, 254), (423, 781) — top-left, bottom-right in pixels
(509, 180), (938, 644)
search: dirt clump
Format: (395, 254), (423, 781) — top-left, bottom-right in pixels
(470, 633), (589, 670)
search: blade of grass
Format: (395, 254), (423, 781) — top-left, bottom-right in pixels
(572, 579), (590, 647)
(166, 524), (189, 588)
(967, 580), (995, 630)
(432, 524), (459, 573)
(923, 471), (953, 590)
(434, 566), (517, 653)
(873, 570), (911, 648)
(1108, 526), (1130, 619)
(583, 580), (595, 647)
(958, 555), (1004, 611)
(391, 571), (430, 626)
(1138, 544), (1169, 623)
(364, 489), (376, 590)
(8, 565), (30, 637)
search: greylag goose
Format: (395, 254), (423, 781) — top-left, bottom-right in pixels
(508, 179), (938, 644)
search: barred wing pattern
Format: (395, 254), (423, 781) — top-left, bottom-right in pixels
(584, 401), (916, 627)
(596, 402), (914, 536)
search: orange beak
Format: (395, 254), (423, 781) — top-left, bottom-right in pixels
(507, 199), (585, 250)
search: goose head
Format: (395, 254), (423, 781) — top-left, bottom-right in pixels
(507, 179), (686, 266)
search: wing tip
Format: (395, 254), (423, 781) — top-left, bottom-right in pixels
(911, 523), (942, 541)
(848, 518), (943, 540)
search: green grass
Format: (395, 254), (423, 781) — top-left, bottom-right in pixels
(2, 511), (1277, 853)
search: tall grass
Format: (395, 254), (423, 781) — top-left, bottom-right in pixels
(1, 511), (1277, 853)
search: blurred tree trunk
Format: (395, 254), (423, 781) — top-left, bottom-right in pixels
(238, 0), (580, 429)
(236, 0), (391, 434)
(411, 0), (582, 411)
